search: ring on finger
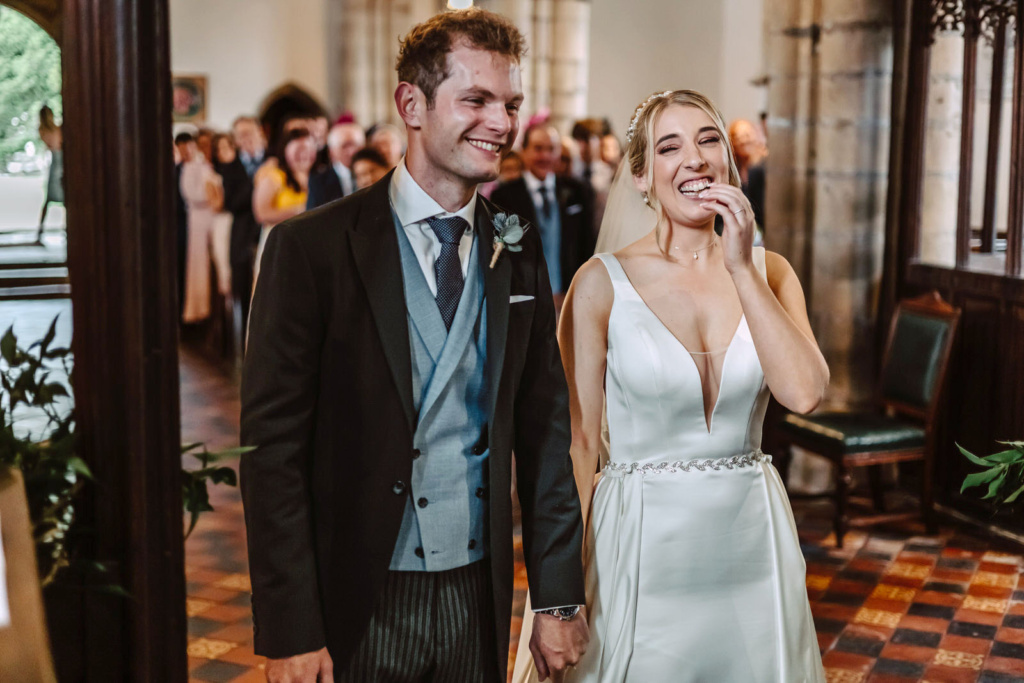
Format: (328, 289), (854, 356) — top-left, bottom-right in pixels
(732, 208), (745, 215)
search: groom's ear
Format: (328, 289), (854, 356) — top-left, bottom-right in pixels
(395, 82), (423, 130)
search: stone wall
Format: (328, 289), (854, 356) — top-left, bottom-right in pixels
(765, 0), (894, 409)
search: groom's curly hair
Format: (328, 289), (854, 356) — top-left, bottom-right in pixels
(397, 8), (526, 108)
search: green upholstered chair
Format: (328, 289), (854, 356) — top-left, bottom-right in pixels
(777, 292), (960, 548)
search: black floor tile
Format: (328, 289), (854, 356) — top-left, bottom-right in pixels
(873, 657), (926, 677)
(936, 557), (979, 570)
(904, 542), (942, 554)
(813, 616), (847, 634)
(1013, 590), (1024, 601)
(191, 660), (249, 683)
(835, 635), (885, 657)
(892, 628), (942, 648)
(948, 620), (998, 639)
(1005, 614), (1024, 629)
(822, 591), (867, 607)
(187, 617), (224, 638)
(991, 641), (1024, 660)
(908, 602), (956, 620)
(979, 672), (1024, 683)
(856, 550), (894, 561)
(924, 581), (968, 594)
(838, 568), (882, 583)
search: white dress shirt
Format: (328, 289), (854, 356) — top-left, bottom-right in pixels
(389, 160), (477, 296)
(333, 161), (355, 197)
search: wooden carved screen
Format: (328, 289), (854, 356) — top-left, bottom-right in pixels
(887, 0), (1024, 535)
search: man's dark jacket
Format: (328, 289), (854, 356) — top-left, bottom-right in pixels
(240, 170), (586, 674)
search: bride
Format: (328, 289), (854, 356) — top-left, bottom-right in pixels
(514, 90), (828, 682)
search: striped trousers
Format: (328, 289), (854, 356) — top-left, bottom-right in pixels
(341, 560), (500, 683)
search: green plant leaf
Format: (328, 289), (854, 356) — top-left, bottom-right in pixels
(982, 449), (1024, 464)
(957, 443), (993, 467)
(66, 457), (92, 479)
(180, 442), (205, 455)
(202, 446), (255, 460)
(961, 467), (1003, 493)
(1, 326), (16, 364)
(983, 471), (1008, 500)
(39, 316), (57, 357)
(1003, 480), (1024, 503)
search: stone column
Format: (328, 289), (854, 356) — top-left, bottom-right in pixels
(919, 33), (965, 266)
(330, 0), (431, 127)
(549, 0), (590, 131)
(766, 0), (894, 409)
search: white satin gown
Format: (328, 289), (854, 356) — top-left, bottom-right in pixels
(513, 249), (825, 683)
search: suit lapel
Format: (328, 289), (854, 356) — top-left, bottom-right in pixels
(477, 199), (510, 427)
(349, 171), (415, 430)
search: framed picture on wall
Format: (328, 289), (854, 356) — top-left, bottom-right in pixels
(172, 74), (207, 123)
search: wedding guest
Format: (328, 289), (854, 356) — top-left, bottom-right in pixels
(173, 133), (191, 313)
(491, 123), (595, 300)
(252, 127), (316, 284)
(500, 150), (523, 183)
(350, 146), (390, 190)
(180, 132), (224, 323)
(225, 116), (267, 334)
(368, 123), (404, 168)
(600, 131), (622, 167)
(307, 122), (365, 209)
(34, 105), (63, 244)
(208, 133), (236, 298)
(310, 114), (331, 171)
(196, 128), (215, 163)
(570, 119), (613, 237)
(729, 118), (767, 233)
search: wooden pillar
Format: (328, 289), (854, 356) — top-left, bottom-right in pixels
(60, 0), (186, 678)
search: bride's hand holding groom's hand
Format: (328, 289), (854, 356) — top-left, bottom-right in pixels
(530, 608), (590, 682)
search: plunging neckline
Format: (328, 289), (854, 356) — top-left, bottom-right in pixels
(610, 257), (744, 435)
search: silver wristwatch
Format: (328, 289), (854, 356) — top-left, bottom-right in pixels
(537, 605), (581, 621)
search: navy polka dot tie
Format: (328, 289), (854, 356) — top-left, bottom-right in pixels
(426, 216), (469, 331)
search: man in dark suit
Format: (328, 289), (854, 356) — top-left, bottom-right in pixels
(222, 116), (266, 334)
(240, 9), (588, 683)
(491, 123), (595, 299)
(306, 122), (366, 210)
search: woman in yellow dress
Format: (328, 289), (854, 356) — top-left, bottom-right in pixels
(252, 127), (318, 286)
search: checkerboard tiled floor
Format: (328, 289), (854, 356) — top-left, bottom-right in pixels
(181, 347), (1024, 683)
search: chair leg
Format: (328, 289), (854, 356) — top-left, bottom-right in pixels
(922, 445), (937, 535)
(834, 460), (851, 549)
(869, 465), (886, 513)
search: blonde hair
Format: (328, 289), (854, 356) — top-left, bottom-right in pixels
(625, 90), (741, 252)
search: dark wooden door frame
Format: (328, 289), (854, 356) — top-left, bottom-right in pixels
(2, 0), (189, 679)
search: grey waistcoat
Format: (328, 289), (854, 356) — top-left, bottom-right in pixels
(389, 212), (490, 571)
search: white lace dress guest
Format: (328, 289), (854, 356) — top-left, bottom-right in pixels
(513, 247), (825, 683)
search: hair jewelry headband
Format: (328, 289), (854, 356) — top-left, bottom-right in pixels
(626, 90), (674, 144)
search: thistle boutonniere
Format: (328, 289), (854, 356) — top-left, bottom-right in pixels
(489, 212), (527, 269)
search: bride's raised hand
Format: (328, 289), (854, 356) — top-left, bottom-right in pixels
(698, 183), (755, 275)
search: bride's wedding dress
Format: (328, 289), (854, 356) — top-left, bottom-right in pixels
(513, 248), (825, 683)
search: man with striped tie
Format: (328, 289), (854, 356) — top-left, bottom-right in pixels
(240, 8), (588, 683)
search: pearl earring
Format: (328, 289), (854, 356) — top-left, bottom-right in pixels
(642, 192), (650, 207)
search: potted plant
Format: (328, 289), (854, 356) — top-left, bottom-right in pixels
(959, 441), (1024, 505)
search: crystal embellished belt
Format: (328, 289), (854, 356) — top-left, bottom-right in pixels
(603, 450), (770, 475)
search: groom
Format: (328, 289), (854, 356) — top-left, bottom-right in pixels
(240, 8), (588, 683)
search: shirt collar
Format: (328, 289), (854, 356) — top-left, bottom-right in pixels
(333, 161), (351, 180)
(389, 159), (478, 229)
(523, 170), (555, 194)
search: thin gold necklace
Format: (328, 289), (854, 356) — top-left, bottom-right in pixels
(672, 236), (718, 260)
